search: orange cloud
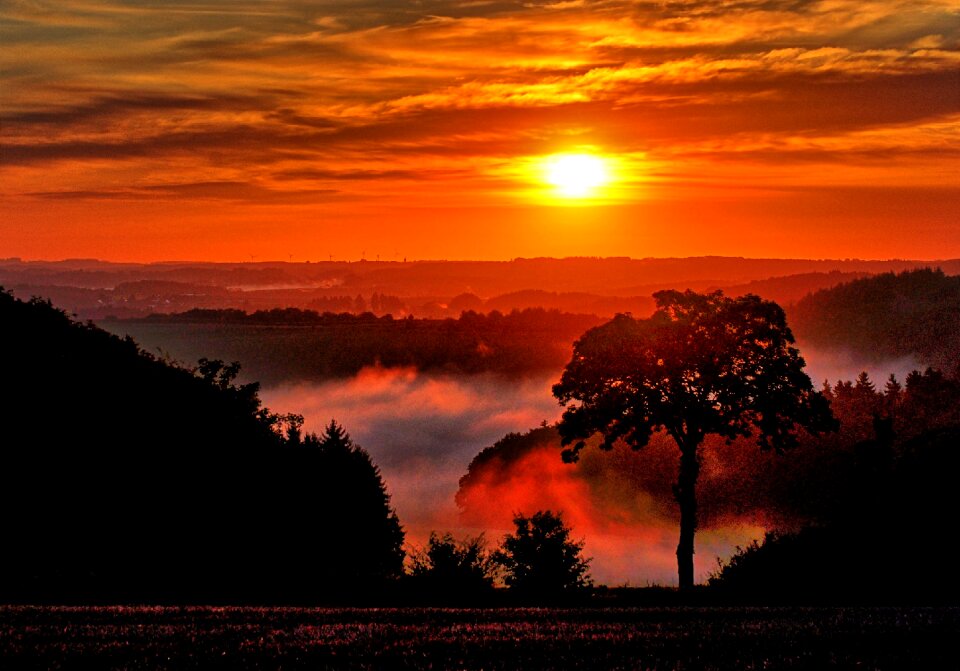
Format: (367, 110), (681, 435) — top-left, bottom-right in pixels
(1, 0), (958, 260)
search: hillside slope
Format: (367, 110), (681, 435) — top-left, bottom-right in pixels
(789, 268), (960, 370)
(0, 290), (403, 602)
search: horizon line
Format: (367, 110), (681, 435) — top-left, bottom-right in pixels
(3, 254), (958, 266)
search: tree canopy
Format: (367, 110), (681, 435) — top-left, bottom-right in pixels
(553, 290), (835, 588)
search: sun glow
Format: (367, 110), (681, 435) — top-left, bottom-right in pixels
(543, 153), (612, 198)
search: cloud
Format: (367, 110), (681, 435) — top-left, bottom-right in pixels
(271, 167), (468, 182)
(0, 93), (262, 127)
(2, 0), (957, 258)
(26, 181), (339, 202)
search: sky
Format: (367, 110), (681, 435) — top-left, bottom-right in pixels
(2, 0), (958, 261)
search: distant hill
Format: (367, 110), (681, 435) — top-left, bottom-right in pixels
(4, 256), (957, 320)
(789, 268), (960, 370)
(0, 290), (403, 602)
(719, 271), (872, 305)
(477, 272), (873, 317)
(96, 267), (960, 385)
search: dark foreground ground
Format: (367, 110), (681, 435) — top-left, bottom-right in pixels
(2, 605), (957, 670)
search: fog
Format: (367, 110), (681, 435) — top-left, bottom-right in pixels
(261, 349), (920, 586)
(262, 368), (762, 585)
(797, 344), (920, 389)
(260, 370), (560, 540)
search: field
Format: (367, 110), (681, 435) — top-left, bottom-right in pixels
(2, 606), (957, 670)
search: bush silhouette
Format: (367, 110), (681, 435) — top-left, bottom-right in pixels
(408, 532), (497, 600)
(494, 510), (591, 599)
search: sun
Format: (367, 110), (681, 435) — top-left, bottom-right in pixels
(543, 153), (611, 198)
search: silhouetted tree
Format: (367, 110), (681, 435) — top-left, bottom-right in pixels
(854, 371), (875, 394)
(553, 290), (836, 589)
(312, 418), (353, 450)
(449, 292), (485, 314)
(280, 412), (305, 446)
(494, 510), (591, 598)
(902, 367), (960, 431)
(883, 374), (903, 417)
(300, 419), (407, 583)
(408, 532), (497, 598)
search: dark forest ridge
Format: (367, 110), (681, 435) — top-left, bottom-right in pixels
(107, 309), (603, 384)
(0, 291), (404, 602)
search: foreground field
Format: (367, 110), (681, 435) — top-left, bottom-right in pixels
(2, 606), (957, 670)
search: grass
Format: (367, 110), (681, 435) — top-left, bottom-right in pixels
(1, 605), (957, 670)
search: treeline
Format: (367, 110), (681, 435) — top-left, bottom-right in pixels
(104, 268), (960, 386)
(789, 267), (960, 370)
(307, 293), (406, 314)
(140, 306), (410, 325)
(110, 308), (603, 383)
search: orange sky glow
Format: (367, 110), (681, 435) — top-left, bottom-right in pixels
(2, 0), (958, 261)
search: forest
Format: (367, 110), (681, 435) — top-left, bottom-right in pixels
(0, 290), (594, 603)
(458, 369), (960, 601)
(790, 268), (960, 371)
(111, 308), (601, 382)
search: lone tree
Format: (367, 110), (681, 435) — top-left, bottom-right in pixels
(553, 290), (836, 589)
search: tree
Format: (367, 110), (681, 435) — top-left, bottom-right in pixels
(408, 532), (497, 598)
(494, 510), (591, 598)
(301, 419), (406, 583)
(883, 374), (903, 414)
(310, 418), (353, 451)
(553, 290), (836, 589)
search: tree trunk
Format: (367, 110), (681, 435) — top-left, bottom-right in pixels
(674, 442), (701, 590)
